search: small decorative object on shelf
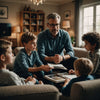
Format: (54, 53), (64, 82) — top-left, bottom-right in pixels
(27, 6), (31, 11)
(20, 10), (45, 35)
(24, 5), (27, 11)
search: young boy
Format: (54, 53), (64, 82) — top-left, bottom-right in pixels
(82, 32), (100, 78)
(14, 32), (53, 81)
(61, 58), (94, 96)
(0, 39), (42, 86)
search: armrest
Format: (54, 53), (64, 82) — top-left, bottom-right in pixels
(71, 79), (100, 100)
(0, 85), (59, 100)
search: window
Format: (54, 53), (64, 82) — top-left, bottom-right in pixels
(79, 2), (100, 47)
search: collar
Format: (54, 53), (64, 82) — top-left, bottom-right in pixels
(89, 49), (100, 57)
(47, 29), (61, 39)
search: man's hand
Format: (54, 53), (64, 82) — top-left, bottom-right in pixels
(53, 54), (63, 64)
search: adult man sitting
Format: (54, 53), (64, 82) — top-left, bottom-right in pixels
(37, 13), (77, 71)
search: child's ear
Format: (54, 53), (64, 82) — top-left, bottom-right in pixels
(0, 54), (6, 62)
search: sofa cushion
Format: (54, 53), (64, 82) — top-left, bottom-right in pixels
(14, 47), (24, 56)
(73, 47), (88, 58)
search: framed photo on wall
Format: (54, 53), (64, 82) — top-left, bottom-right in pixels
(64, 10), (71, 19)
(0, 6), (8, 19)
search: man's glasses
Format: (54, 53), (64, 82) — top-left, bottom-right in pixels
(48, 23), (60, 27)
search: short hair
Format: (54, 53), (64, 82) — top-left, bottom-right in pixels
(47, 13), (61, 23)
(74, 58), (94, 76)
(0, 39), (12, 55)
(21, 32), (37, 46)
(82, 32), (100, 50)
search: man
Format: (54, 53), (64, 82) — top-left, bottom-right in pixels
(37, 13), (77, 70)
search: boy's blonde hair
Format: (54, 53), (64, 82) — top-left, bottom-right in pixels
(0, 39), (12, 56)
(21, 32), (37, 46)
(74, 58), (94, 76)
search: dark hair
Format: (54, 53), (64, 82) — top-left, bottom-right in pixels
(82, 32), (100, 50)
(74, 58), (94, 76)
(47, 13), (61, 22)
(0, 39), (12, 55)
(21, 32), (37, 46)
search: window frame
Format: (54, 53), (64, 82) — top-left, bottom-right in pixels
(78, 1), (100, 47)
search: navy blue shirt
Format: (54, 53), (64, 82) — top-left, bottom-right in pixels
(14, 48), (43, 78)
(61, 75), (94, 96)
(37, 29), (74, 62)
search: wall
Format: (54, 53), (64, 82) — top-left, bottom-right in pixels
(59, 2), (75, 45)
(0, 1), (59, 46)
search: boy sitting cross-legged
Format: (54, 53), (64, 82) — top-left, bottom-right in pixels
(0, 39), (42, 86)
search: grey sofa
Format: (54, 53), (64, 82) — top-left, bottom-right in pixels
(0, 85), (59, 100)
(1, 47), (100, 100)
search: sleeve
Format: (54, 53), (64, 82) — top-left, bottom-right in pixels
(35, 51), (43, 67)
(16, 52), (30, 72)
(92, 54), (100, 74)
(9, 71), (34, 85)
(37, 33), (47, 62)
(61, 80), (73, 96)
(64, 31), (74, 57)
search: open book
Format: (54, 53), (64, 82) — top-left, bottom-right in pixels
(44, 72), (77, 83)
(48, 63), (67, 71)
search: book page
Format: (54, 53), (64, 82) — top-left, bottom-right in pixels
(57, 72), (77, 79)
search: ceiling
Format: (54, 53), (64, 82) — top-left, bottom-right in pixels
(0, 0), (74, 6)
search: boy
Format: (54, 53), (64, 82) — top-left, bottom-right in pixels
(61, 58), (94, 96)
(82, 32), (100, 78)
(0, 39), (42, 86)
(14, 32), (53, 81)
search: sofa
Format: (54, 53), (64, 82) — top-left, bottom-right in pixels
(1, 47), (100, 100)
(1, 47), (59, 100)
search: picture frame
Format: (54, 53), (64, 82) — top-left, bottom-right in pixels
(64, 10), (71, 19)
(0, 6), (8, 19)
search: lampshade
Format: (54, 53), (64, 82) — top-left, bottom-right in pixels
(12, 26), (20, 33)
(15, 26), (20, 33)
(62, 20), (70, 29)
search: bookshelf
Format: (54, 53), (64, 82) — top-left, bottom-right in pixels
(21, 10), (45, 35)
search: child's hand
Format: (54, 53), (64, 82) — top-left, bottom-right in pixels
(63, 78), (70, 87)
(41, 65), (53, 72)
(39, 80), (44, 85)
(29, 77), (36, 84)
(68, 69), (75, 74)
(25, 76), (36, 84)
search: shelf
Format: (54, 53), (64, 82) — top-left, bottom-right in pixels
(21, 10), (45, 36)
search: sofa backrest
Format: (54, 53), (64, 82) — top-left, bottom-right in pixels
(73, 47), (88, 58)
(71, 79), (100, 100)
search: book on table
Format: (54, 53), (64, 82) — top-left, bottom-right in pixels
(44, 72), (77, 83)
(48, 63), (67, 71)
